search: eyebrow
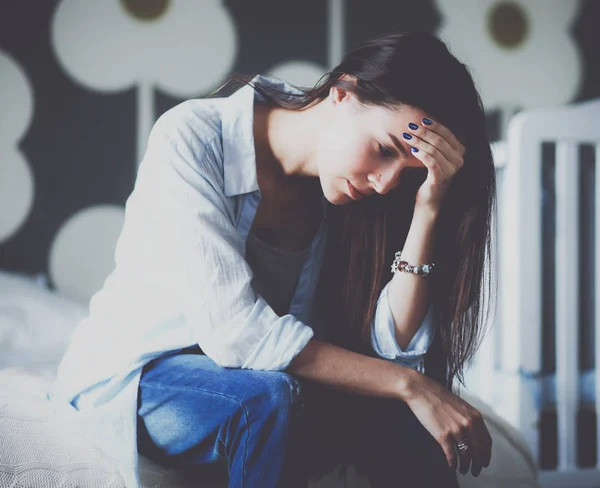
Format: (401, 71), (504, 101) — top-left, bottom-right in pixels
(388, 132), (409, 157)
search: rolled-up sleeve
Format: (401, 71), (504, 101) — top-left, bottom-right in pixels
(135, 113), (314, 371)
(370, 280), (435, 371)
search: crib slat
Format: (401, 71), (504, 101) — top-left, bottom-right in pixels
(555, 141), (579, 471)
(596, 143), (600, 471)
(327, 0), (344, 68)
(498, 115), (546, 465)
(501, 123), (543, 376)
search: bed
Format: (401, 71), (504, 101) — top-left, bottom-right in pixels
(0, 269), (539, 487)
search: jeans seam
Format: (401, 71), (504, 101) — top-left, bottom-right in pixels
(139, 381), (247, 406)
(240, 402), (250, 488)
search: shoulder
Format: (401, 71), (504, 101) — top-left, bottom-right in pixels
(143, 98), (229, 188)
(134, 97), (234, 208)
(150, 98), (225, 158)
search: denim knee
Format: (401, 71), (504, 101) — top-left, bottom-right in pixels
(249, 372), (303, 416)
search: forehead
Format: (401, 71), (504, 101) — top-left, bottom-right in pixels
(380, 103), (429, 126)
(374, 104), (431, 168)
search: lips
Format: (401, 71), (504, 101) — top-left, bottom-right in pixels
(347, 180), (365, 200)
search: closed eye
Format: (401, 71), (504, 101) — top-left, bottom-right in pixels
(377, 143), (396, 159)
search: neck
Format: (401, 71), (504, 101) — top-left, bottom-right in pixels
(255, 98), (326, 178)
(254, 99), (323, 206)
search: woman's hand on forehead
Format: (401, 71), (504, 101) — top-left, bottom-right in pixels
(401, 117), (466, 211)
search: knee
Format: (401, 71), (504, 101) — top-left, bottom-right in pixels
(247, 372), (303, 418)
(359, 399), (448, 466)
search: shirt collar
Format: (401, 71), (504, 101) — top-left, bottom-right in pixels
(221, 74), (305, 198)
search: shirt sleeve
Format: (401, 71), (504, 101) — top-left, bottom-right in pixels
(135, 110), (314, 371)
(370, 279), (435, 371)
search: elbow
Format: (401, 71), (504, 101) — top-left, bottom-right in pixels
(396, 335), (413, 353)
(394, 305), (434, 352)
(395, 324), (417, 352)
(393, 316), (418, 352)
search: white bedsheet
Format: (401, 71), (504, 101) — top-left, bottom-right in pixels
(0, 269), (539, 487)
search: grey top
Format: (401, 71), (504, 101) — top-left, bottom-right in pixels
(245, 229), (312, 317)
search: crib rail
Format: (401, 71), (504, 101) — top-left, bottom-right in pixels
(465, 98), (600, 487)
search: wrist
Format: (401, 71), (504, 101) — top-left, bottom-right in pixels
(414, 203), (440, 221)
(393, 364), (421, 403)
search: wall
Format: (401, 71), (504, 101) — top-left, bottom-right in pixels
(0, 0), (598, 302)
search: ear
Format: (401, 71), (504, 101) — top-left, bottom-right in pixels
(328, 74), (358, 105)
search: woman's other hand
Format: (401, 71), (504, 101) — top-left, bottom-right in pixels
(403, 372), (493, 477)
(404, 117), (465, 212)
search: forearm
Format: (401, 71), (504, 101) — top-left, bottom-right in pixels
(285, 336), (418, 401)
(389, 204), (439, 350)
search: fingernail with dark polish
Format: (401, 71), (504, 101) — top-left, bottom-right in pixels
(411, 147), (419, 152)
(408, 122), (419, 130)
(402, 132), (412, 140)
(422, 118), (432, 125)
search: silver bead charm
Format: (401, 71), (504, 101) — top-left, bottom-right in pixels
(390, 251), (435, 278)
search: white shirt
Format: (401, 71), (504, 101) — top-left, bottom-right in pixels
(49, 74), (435, 488)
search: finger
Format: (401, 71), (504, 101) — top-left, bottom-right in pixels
(417, 117), (466, 156)
(467, 438), (485, 475)
(435, 433), (458, 471)
(483, 422), (493, 467)
(464, 430), (483, 476)
(471, 457), (483, 477)
(486, 434), (493, 467)
(468, 412), (492, 469)
(406, 123), (462, 167)
(485, 441), (493, 468)
(440, 440), (458, 471)
(456, 444), (472, 475)
(402, 129), (461, 174)
(401, 133), (451, 182)
(461, 428), (484, 473)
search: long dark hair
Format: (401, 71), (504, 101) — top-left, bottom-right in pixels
(210, 31), (497, 391)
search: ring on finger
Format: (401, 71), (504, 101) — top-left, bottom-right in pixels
(456, 439), (470, 452)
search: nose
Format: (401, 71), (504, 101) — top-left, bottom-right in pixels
(369, 169), (397, 195)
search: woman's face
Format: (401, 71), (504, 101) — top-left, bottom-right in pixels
(316, 86), (429, 205)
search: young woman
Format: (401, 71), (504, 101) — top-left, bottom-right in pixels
(52, 31), (496, 488)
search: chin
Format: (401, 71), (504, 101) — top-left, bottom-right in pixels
(327, 189), (352, 206)
(320, 177), (352, 206)
(329, 197), (346, 206)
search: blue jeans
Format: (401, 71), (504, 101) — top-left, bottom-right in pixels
(136, 345), (459, 487)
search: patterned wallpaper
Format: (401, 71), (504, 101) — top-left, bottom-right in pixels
(1, 0), (598, 303)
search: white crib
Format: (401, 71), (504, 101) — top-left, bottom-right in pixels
(465, 98), (600, 487)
